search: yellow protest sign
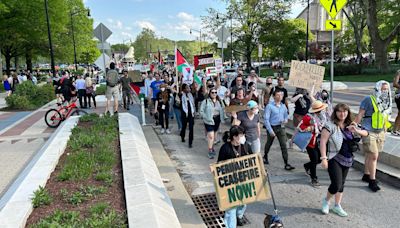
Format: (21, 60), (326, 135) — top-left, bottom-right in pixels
(288, 60), (326, 92)
(210, 153), (271, 211)
(320, 0), (347, 19)
(325, 20), (342, 31)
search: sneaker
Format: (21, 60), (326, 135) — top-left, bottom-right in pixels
(321, 197), (330, 215)
(369, 180), (381, 192)
(207, 152), (214, 159)
(391, 131), (400, 136)
(189, 144), (193, 148)
(160, 129), (165, 134)
(214, 139), (221, 145)
(263, 157), (269, 165)
(166, 129), (171, 134)
(284, 164), (295, 170)
(304, 164), (311, 177)
(332, 205), (348, 217)
(237, 217), (246, 226)
(311, 179), (321, 188)
(362, 174), (371, 183)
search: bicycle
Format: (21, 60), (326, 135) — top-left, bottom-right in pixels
(44, 99), (88, 128)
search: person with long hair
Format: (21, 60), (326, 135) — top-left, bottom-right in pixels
(217, 125), (252, 227)
(320, 104), (368, 217)
(154, 84), (171, 134)
(85, 74), (96, 109)
(200, 88), (225, 159)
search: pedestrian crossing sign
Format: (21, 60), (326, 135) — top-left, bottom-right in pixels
(320, 0), (347, 19)
(325, 20), (342, 31)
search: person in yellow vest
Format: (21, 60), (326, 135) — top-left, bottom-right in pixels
(354, 80), (392, 192)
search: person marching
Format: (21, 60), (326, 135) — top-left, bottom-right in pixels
(320, 104), (368, 217)
(392, 70), (400, 136)
(154, 84), (171, 134)
(120, 70), (133, 110)
(180, 83), (196, 148)
(354, 80), (392, 192)
(217, 125), (252, 227)
(200, 88), (225, 159)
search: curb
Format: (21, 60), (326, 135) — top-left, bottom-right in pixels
(0, 117), (78, 226)
(118, 113), (181, 228)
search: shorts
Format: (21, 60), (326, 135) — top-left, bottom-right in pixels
(362, 131), (385, 154)
(395, 96), (400, 109)
(204, 115), (221, 132)
(106, 86), (119, 100)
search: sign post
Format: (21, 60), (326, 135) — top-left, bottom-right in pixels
(94, 23), (112, 73)
(320, 0), (347, 102)
(258, 44), (262, 76)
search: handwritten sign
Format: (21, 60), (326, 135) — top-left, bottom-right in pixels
(288, 60), (325, 91)
(210, 153), (271, 211)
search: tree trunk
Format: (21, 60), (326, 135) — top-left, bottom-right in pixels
(245, 41), (252, 73)
(373, 41), (389, 71)
(395, 33), (400, 63)
(5, 52), (12, 76)
(14, 56), (19, 72)
(26, 50), (33, 72)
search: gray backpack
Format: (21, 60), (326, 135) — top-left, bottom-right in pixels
(106, 70), (119, 87)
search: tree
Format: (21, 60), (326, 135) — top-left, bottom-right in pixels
(342, 0), (367, 64)
(203, 0), (292, 71)
(360, 0), (400, 71)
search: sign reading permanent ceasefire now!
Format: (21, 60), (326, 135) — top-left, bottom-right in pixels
(320, 0), (347, 19)
(325, 20), (342, 31)
(210, 153), (271, 211)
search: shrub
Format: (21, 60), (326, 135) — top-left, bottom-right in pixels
(5, 95), (32, 110)
(31, 186), (53, 208)
(31, 210), (81, 227)
(96, 85), (106, 95)
(323, 64), (362, 76)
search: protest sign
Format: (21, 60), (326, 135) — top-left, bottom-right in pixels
(128, 70), (142, 82)
(210, 153), (271, 211)
(224, 105), (248, 113)
(288, 60), (325, 91)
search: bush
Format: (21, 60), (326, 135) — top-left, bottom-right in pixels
(323, 64), (362, 76)
(96, 85), (106, 95)
(5, 81), (56, 110)
(32, 186), (53, 208)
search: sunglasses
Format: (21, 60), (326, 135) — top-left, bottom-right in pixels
(210, 91), (217, 94)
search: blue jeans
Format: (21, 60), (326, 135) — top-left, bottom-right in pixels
(224, 205), (246, 228)
(173, 107), (182, 130)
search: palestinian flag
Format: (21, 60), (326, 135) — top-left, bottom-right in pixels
(176, 48), (202, 86)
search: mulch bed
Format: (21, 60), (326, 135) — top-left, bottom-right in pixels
(25, 119), (126, 226)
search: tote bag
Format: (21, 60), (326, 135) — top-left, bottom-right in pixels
(293, 131), (313, 151)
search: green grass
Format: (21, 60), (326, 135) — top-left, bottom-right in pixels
(31, 186), (53, 208)
(323, 73), (395, 82)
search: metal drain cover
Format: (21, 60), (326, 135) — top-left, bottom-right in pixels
(192, 193), (226, 227)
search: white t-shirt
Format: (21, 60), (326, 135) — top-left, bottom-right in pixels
(75, 79), (86, 90)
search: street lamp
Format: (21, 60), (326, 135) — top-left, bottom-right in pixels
(305, 0), (310, 62)
(190, 28), (202, 54)
(44, 0), (56, 78)
(70, 8), (91, 71)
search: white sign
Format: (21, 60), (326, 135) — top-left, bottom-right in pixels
(97, 42), (111, 50)
(215, 58), (223, 73)
(95, 54), (111, 72)
(94, 23), (112, 42)
(288, 60), (326, 91)
(258, 44), (263, 58)
(198, 57), (215, 66)
(216, 26), (229, 42)
(206, 67), (218, 78)
(217, 42), (227, 49)
(182, 66), (194, 85)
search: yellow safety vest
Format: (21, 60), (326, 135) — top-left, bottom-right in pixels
(370, 95), (391, 130)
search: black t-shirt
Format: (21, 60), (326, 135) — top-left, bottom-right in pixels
(173, 92), (182, 109)
(293, 95), (311, 115)
(156, 90), (171, 110)
(271, 86), (288, 104)
(217, 142), (253, 162)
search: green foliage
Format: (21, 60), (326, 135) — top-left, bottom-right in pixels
(68, 190), (86, 205)
(96, 85), (106, 95)
(322, 64), (362, 76)
(5, 82), (55, 110)
(31, 210), (81, 228)
(31, 186), (53, 208)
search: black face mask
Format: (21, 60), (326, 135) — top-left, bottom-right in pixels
(321, 93), (328, 100)
(266, 83), (272, 86)
(207, 84), (214, 89)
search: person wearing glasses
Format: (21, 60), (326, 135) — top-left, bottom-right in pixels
(200, 88), (225, 159)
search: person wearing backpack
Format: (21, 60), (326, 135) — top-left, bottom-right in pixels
(354, 80), (392, 192)
(105, 62), (120, 115)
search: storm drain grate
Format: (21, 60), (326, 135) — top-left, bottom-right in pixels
(192, 193), (226, 228)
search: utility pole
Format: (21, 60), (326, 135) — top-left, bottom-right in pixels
(305, 0), (310, 62)
(44, 0), (56, 78)
(0, 47), (3, 77)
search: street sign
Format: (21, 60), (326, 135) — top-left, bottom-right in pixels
(217, 42), (227, 49)
(94, 54), (110, 72)
(97, 42), (111, 50)
(325, 20), (342, 31)
(216, 26), (229, 42)
(94, 23), (112, 42)
(258, 44), (263, 58)
(320, 0), (347, 19)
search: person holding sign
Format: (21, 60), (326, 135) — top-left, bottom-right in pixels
(200, 88), (225, 159)
(264, 90), (295, 170)
(217, 125), (253, 227)
(319, 104), (368, 217)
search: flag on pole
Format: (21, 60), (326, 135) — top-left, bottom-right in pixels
(175, 48), (202, 86)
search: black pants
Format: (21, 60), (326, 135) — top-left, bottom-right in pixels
(328, 159), (349, 194)
(264, 125), (288, 164)
(180, 111), (194, 146)
(87, 93), (96, 108)
(158, 108), (169, 129)
(78, 89), (87, 108)
(304, 146), (321, 180)
(122, 90), (131, 108)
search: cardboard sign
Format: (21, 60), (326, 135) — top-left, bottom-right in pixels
(128, 70), (142, 82)
(224, 105), (248, 113)
(288, 60), (325, 91)
(210, 153), (271, 211)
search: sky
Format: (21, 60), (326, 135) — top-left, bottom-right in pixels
(84, 0), (306, 44)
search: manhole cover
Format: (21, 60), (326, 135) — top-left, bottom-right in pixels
(192, 193), (225, 228)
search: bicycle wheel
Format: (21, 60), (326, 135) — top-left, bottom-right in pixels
(45, 109), (63, 128)
(70, 109), (88, 116)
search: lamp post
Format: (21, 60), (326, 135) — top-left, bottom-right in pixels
(70, 8), (91, 71)
(190, 28), (202, 54)
(44, 0), (56, 78)
(305, 0), (310, 62)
